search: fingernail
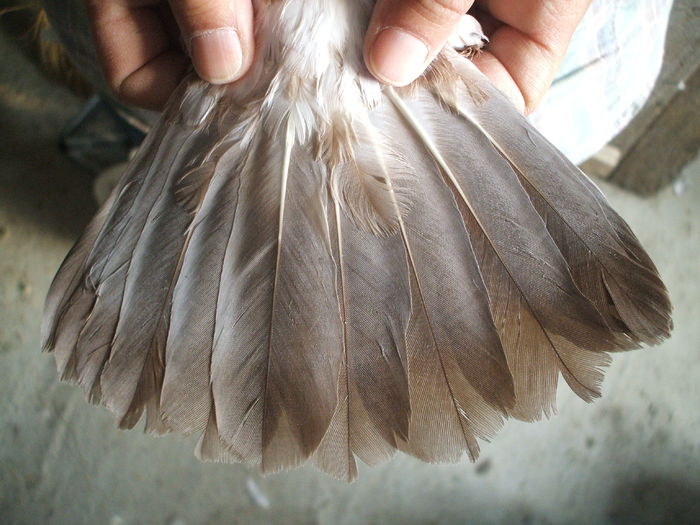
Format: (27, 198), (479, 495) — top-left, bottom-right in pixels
(369, 28), (429, 86)
(189, 28), (242, 84)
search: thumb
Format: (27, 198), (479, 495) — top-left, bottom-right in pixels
(364, 0), (475, 86)
(169, 0), (254, 84)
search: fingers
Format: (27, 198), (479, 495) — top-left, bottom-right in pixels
(365, 0), (475, 86)
(475, 0), (589, 45)
(471, 0), (592, 113)
(470, 27), (541, 114)
(88, 0), (189, 109)
(87, 0), (255, 110)
(168, 0), (254, 84)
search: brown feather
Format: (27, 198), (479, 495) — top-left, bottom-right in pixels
(42, 11), (671, 481)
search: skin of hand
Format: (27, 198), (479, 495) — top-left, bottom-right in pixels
(88, 0), (591, 114)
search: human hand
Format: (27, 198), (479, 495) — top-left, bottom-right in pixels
(87, 0), (255, 110)
(88, 0), (590, 114)
(364, 0), (592, 114)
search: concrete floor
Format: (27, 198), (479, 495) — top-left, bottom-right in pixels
(1, 18), (699, 525)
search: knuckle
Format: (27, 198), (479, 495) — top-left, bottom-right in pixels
(410, 0), (471, 28)
(105, 74), (126, 101)
(174, 0), (232, 29)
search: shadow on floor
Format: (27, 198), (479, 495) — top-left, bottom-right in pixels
(0, 117), (95, 240)
(607, 474), (700, 525)
(0, 12), (95, 240)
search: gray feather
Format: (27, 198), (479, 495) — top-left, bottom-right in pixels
(42, 13), (671, 481)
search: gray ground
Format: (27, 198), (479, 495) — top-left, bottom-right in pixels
(1, 12), (699, 525)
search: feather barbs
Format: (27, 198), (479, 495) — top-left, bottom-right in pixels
(42, 1), (671, 482)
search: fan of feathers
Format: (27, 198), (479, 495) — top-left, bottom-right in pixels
(42, 0), (671, 481)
